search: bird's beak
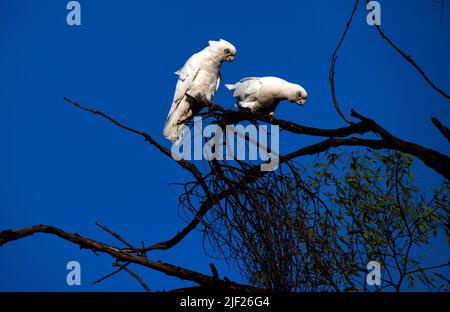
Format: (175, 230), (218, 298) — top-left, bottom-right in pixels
(296, 98), (307, 106)
(225, 54), (235, 62)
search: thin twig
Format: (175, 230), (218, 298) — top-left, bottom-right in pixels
(431, 117), (450, 143)
(94, 262), (130, 285)
(95, 222), (141, 255)
(0, 225), (257, 292)
(329, 0), (359, 124)
(366, 0), (450, 100)
(112, 263), (151, 292)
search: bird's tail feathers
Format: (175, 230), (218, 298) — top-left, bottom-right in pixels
(163, 103), (190, 144)
(225, 83), (237, 91)
(163, 121), (184, 144)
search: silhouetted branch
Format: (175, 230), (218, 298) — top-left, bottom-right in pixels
(0, 225), (257, 292)
(432, 117), (450, 143)
(365, 0), (450, 100)
(94, 262), (130, 285)
(62, 97), (205, 184)
(210, 263), (219, 280)
(328, 0), (359, 124)
(279, 109), (450, 179)
(405, 261), (450, 276)
(206, 104), (450, 179)
(96, 222), (141, 255)
(123, 267), (151, 292)
(205, 101), (370, 137)
(63, 97), (222, 252)
(112, 263), (151, 292)
(62, 95), (449, 265)
(201, 101), (369, 137)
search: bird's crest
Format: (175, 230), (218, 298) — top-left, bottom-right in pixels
(208, 39), (232, 47)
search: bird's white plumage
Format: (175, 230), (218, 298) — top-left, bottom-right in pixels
(164, 39), (236, 143)
(226, 76), (308, 115)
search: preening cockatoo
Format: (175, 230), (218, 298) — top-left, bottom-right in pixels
(163, 39), (237, 143)
(225, 77), (308, 115)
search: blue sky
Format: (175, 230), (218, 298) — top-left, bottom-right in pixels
(0, 0), (449, 291)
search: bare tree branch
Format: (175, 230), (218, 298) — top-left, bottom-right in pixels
(0, 225), (257, 292)
(94, 262), (130, 285)
(96, 222), (141, 255)
(279, 109), (450, 179)
(207, 104), (450, 179)
(405, 261), (450, 276)
(63, 97), (224, 252)
(62, 97), (205, 184)
(329, 0), (359, 124)
(111, 263), (151, 292)
(206, 101), (370, 137)
(366, 0), (450, 100)
(432, 117), (450, 143)
(62, 95), (449, 263)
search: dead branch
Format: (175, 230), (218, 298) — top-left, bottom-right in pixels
(365, 0), (450, 100)
(329, 0), (359, 124)
(205, 104), (450, 179)
(278, 109), (450, 179)
(61, 96), (450, 265)
(111, 263), (151, 292)
(0, 225), (257, 292)
(96, 222), (141, 255)
(432, 117), (450, 143)
(94, 262), (130, 285)
(63, 97), (222, 248)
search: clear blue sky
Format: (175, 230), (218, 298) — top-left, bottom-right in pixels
(0, 0), (449, 291)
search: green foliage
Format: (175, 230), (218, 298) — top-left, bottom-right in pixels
(197, 149), (449, 291)
(314, 150), (449, 291)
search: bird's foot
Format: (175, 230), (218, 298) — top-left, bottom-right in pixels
(195, 94), (209, 105)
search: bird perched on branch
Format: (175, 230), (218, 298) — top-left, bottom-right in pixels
(163, 39), (236, 143)
(225, 77), (308, 116)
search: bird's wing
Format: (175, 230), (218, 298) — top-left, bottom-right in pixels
(240, 77), (261, 83)
(240, 78), (262, 99)
(166, 57), (201, 123)
(230, 78), (263, 111)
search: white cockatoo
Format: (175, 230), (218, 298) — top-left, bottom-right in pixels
(225, 76), (308, 116)
(163, 39), (237, 143)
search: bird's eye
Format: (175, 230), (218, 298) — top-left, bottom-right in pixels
(224, 48), (231, 54)
(297, 92), (303, 98)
